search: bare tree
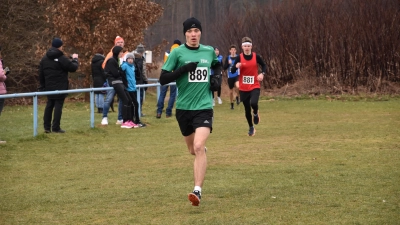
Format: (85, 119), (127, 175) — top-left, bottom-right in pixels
(212, 0), (400, 94)
(0, 0), (52, 96)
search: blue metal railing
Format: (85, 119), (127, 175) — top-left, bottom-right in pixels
(0, 80), (175, 137)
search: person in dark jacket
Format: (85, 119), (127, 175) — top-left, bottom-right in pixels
(91, 47), (106, 113)
(39, 37), (79, 133)
(104, 46), (134, 128)
(134, 44), (148, 117)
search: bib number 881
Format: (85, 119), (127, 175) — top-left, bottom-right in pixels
(242, 76), (254, 84)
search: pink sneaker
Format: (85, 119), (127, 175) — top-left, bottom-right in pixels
(128, 121), (139, 128)
(121, 121), (133, 128)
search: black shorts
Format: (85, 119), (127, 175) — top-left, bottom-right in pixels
(176, 109), (213, 136)
(227, 77), (238, 89)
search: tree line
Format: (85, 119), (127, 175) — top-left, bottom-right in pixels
(0, 0), (398, 97)
(211, 0), (400, 94)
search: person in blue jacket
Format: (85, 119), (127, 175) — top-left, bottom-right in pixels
(121, 53), (146, 128)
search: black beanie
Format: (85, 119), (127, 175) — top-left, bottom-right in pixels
(112, 46), (123, 58)
(183, 17), (202, 34)
(52, 38), (63, 48)
(173, 39), (181, 45)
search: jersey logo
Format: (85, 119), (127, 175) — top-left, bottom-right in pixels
(200, 59), (208, 64)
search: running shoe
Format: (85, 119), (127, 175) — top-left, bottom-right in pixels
(116, 119), (123, 125)
(121, 121), (133, 128)
(218, 97), (222, 104)
(101, 117), (108, 125)
(230, 103), (234, 110)
(248, 126), (256, 136)
(253, 111), (260, 125)
(188, 190), (201, 206)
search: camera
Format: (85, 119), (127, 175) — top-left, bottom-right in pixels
(4, 67), (10, 75)
(69, 53), (78, 60)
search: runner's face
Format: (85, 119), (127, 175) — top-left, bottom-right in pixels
(242, 44), (252, 54)
(229, 47), (236, 56)
(185, 28), (201, 47)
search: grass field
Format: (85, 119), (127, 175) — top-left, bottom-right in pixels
(0, 93), (399, 224)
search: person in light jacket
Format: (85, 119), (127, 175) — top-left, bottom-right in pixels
(0, 46), (8, 144)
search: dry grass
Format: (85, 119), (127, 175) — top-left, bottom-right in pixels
(0, 93), (399, 224)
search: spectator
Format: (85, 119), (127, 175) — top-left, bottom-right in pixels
(0, 45), (8, 144)
(134, 43), (148, 117)
(104, 46), (134, 129)
(121, 53), (146, 127)
(156, 39), (181, 118)
(91, 47), (106, 113)
(0, 45), (8, 116)
(39, 37), (79, 133)
(101, 36), (125, 125)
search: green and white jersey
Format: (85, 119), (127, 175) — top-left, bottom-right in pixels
(162, 44), (219, 110)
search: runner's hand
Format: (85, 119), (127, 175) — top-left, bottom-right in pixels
(180, 62), (199, 73)
(257, 73), (264, 82)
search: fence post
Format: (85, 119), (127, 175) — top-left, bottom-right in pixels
(137, 87), (141, 118)
(157, 84), (160, 102)
(90, 90), (94, 128)
(33, 95), (38, 137)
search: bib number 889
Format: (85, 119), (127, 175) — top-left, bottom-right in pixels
(189, 67), (208, 82)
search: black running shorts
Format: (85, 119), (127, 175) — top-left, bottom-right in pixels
(227, 76), (238, 89)
(176, 109), (213, 136)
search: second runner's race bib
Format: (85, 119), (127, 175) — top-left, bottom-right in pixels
(242, 75), (254, 84)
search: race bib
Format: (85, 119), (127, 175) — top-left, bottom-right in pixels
(188, 67), (209, 82)
(242, 76), (254, 84)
